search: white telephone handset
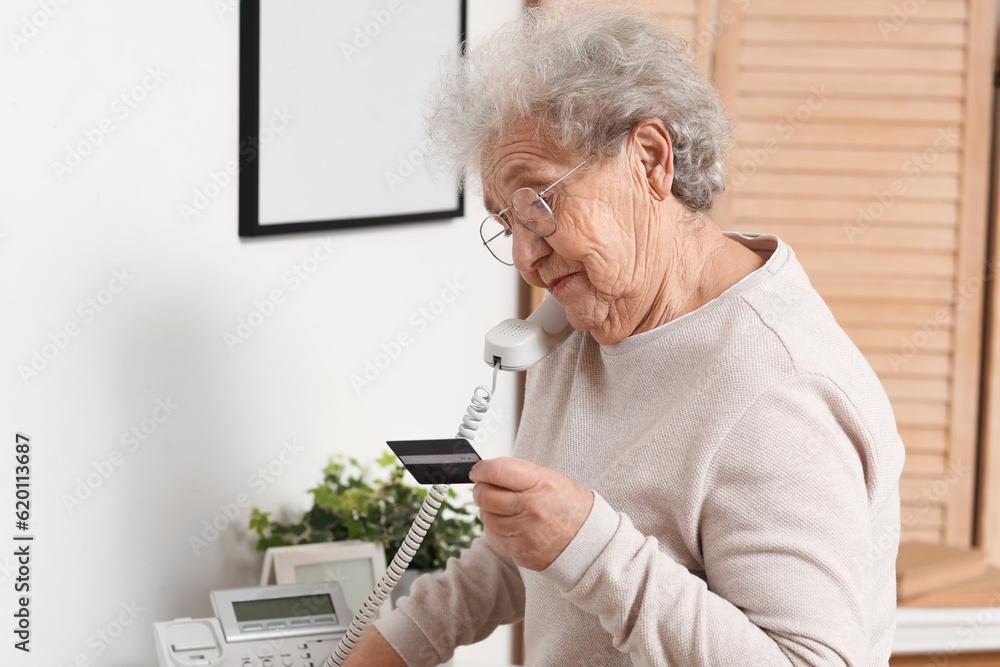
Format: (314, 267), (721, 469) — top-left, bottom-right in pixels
(483, 293), (573, 370)
(325, 294), (573, 666)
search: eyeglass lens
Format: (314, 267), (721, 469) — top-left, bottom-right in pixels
(482, 214), (514, 265)
(481, 188), (557, 266)
(510, 188), (556, 235)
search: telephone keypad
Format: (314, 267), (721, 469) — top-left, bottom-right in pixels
(234, 636), (337, 667)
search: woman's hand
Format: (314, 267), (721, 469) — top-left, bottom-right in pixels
(470, 457), (594, 571)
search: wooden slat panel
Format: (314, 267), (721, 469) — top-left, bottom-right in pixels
(849, 327), (952, 352)
(730, 197), (959, 226)
(735, 121), (962, 151)
(829, 299), (953, 324)
(900, 526), (944, 543)
(903, 452), (947, 477)
(736, 96), (964, 124)
(901, 503), (945, 529)
(735, 173), (960, 201)
(693, 0), (715, 78)
(900, 476), (951, 503)
(643, 12), (696, 31)
(747, 225), (956, 252)
(899, 427), (948, 453)
(746, 0), (967, 21)
(868, 352), (947, 377)
(882, 377), (950, 403)
(741, 45), (965, 73)
(730, 148), (961, 176)
(900, 472), (973, 507)
(738, 71), (964, 98)
(809, 275), (953, 302)
(629, 0), (713, 76)
(556, 0), (714, 79)
(661, 17), (696, 42)
(632, 0), (696, 15)
(742, 18), (967, 47)
(795, 250), (955, 278)
(866, 351), (950, 377)
(903, 504), (945, 527)
(891, 401), (948, 427)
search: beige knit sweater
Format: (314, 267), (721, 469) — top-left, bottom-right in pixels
(375, 233), (905, 666)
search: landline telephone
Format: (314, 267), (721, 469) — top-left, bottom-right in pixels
(153, 296), (572, 667)
(153, 582), (352, 667)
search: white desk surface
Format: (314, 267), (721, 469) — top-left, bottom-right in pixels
(894, 606), (1000, 655)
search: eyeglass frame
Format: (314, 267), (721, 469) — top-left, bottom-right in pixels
(479, 151), (600, 266)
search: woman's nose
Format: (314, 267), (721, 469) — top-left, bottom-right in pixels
(511, 222), (550, 272)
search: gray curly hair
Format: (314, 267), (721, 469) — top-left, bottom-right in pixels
(425, 2), (733, 211)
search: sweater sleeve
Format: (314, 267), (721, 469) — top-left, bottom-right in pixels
(540, 376), (881, 666)
(373, 533), (526, 666)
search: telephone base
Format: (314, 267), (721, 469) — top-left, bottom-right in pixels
(154, 617), (343, 667)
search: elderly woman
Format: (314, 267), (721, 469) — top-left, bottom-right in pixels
(345, 4), (904, 666)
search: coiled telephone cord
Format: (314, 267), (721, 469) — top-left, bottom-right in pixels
(325, 365), (500, 666)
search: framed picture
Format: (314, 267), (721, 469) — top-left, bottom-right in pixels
(260, 541), (389, 616)
(238, 0), (466, 237)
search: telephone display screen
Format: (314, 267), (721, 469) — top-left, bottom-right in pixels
(232, 594), (335, 622)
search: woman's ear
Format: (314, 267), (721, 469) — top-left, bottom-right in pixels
(629, 119), (674, 201)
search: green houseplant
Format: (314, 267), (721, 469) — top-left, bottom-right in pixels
(248, 452), (482, 572)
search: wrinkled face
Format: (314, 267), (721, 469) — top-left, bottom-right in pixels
(481, 125), (663, 344)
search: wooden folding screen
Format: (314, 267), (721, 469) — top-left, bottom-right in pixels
(712, 0), (995, 547)
(532, 0), (997, 548)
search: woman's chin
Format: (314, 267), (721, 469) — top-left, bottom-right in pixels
(563, 302), (609, 340)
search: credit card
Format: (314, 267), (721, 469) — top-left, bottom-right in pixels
(385, 438), (481, 485)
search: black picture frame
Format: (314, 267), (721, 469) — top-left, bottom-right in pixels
(238, 0), (466, 237)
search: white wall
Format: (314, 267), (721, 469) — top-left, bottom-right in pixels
(0, 1), (524, 665)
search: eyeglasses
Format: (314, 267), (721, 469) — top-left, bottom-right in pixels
(479, 153), (598, 266)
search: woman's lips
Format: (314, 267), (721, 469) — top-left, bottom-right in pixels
(549, 272), (580, 295)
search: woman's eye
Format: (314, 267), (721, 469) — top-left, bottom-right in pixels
(535, 196), (554, 214)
